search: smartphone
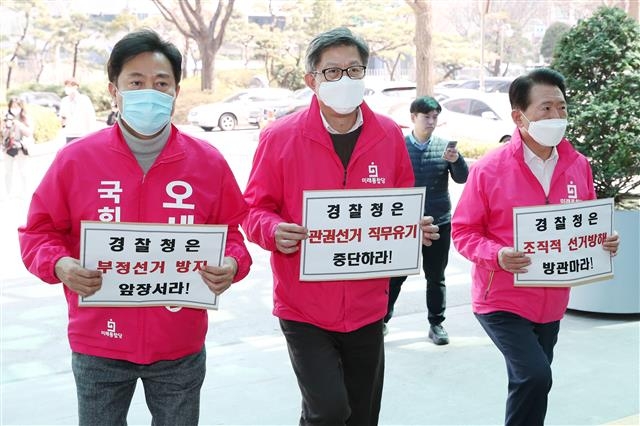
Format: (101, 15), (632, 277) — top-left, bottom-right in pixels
(442, 140), (457, 158)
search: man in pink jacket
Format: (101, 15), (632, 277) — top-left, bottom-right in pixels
(452, 68), (619, 425)
(243, 27), (439, 425)
(18, 30), (252, 425)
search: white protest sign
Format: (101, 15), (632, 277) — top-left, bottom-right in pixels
(300, 187), (426, 281)
(79, 221), (227, 309)
(513, 198), (614, 287)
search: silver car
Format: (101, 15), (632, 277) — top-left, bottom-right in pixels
(187, 88), (294, 131)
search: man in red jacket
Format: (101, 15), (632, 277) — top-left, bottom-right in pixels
(19, 30), (252, 425)
(243, 27), (439, 425)
(452, 68), (619, 426)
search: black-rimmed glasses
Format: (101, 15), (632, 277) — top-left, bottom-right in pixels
(312, 66), (367, 82)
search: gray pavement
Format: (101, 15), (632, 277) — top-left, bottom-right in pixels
(1, 130), (638, 425)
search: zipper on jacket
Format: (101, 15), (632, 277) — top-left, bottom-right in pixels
(342, 168), (347, 187)
(483, 270), (495, 300)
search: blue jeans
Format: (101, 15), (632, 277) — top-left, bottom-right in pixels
(475, 311), (560, 426)
(71, 347), (206, 426)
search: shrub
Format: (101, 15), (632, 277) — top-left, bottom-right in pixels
(28, 104), (61, 143)
(457, 140), (501, 160)
(552, 6), (640, 209)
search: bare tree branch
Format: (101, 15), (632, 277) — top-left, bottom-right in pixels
(151, 0), (236, 91)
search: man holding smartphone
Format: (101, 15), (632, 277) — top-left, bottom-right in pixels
(385, 96), (469, 344)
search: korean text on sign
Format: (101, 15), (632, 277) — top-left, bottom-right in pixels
(79, 221), (227, 309)
(513, 198), (614, 287)
(300, 187), (426, 281)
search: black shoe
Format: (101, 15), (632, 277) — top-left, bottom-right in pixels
(428, 325), (449, 345)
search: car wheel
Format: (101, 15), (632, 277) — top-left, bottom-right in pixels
(499, 135), (511, 143)
(218, 113), (237, 131)
(201, 126), (214, 132)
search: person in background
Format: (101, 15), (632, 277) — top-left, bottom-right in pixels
(451, 68), (620, 426)
(18, 29), (252, 425)
(2, 97), (34, 198)
(106, 101), (119, 126)
(242, 27), (440, 425)
(384, 96), (468, 344)
(59, 77), (96, 143)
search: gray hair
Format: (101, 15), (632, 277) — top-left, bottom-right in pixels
(304, 27), (370, 73)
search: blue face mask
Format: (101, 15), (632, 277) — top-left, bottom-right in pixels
(119, 89), (174, 136)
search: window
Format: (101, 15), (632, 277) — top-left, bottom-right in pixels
(443, 99), (471, 114)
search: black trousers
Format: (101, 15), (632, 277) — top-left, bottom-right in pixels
(386, 222), (451, 325)
(475, 311), (560, 426)
(279, 319), (385, 426)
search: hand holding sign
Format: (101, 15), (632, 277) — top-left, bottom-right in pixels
(603, 231), (620, 257)
(420, 216), (440, 246)
(275, 222), (308, 254)
(55, 256), (103, 297)
(498, 247), (532, 274)
(199, 256), (238, 295)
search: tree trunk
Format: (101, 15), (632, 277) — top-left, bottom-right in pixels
(200, 47), (214, 91)
(5, 10), (30, 91)
(73, 40), (80, 77)
(150, 0), (235, 93)
(6, 65), (13, 91)
(182, 38), (189, 80)
(409, 0), (434, 97)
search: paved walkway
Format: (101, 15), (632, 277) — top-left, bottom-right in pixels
(1, 136), (638, 425)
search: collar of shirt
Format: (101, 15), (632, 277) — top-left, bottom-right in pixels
(408, 131), (430, 151)
(523, 142), (559, 196)
(320, 107), (363, 134)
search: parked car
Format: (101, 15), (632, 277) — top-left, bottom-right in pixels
(388, 88), (490, 129)
(273, 87), (314, 119)
(187, 88), (294, 131)
(19, 91), (61, 115)
(436, 91), (514, 144)
(455, 77), (514, 93)
(435, 79), (470, 90)
(363, 80), (416, 115)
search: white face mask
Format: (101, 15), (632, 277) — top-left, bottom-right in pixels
(317, 77), (365, 114)
(522, 114), (567, 147)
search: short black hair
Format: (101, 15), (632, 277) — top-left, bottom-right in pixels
(107, 29), (182, 85)
(410, 96), (442, 114)
(509, 68), (566, 110)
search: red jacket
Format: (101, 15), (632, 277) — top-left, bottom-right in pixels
(19, 123), (252, 364)
(451, 129), (596, 323)
(243, 97), (414, 332)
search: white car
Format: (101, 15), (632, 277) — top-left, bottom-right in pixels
(436, 91), (514, 144)
(363, 80), (416, 116)
(274, 87), (313, 118)
(453, 77), (514, 93)
(187, 88), (293, 131)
